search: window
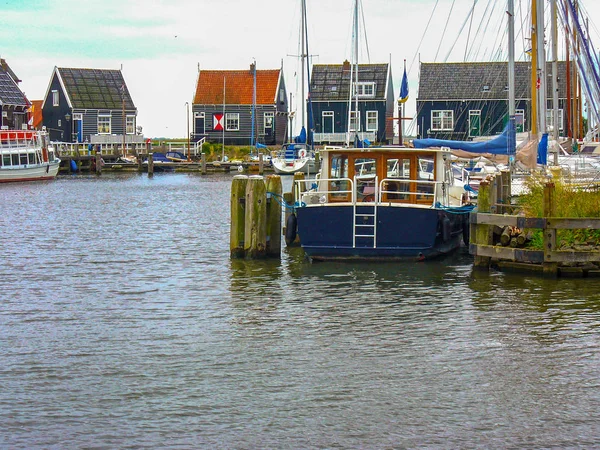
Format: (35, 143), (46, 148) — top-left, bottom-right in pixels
(546, 109), (564, 131)
(516, 109), (525, 132)
(226, 113), (239, 131)
(52, 90), (59, 107)
(264, 112), (274, 133)
(366, 111), (378, 131)
(126, 116), (135, 134)
(431, 110), (453, 131)
(98, 114), (111, 134)
(322, 111), (334, 133)
(57, 119), (61, 127)
(349, 111), (360, 132)
(354, 82), (376, 97)
(279, 89), (285, 103)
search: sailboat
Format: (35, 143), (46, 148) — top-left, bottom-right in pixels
(271, 0), (317, 175)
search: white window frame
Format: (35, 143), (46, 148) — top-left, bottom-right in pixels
(468, 110), (481, 137)
(431, 110), (454, 131)
(366, 111), (378, 131)
(126, 115), (135, 134)
(516, 109), (525, 131)
(354, 82), (376, 98)
(52, 90), (59, 107)
(73, 113), (83, 121)
(546, 108), (564, 132)
(349, 111), (360, 132)
(323, 111), (334, 132)
(263, 111), (274, 133)
(226, 113), (239, 131)
(98, 114), (111, 134)
(194, 112), (205, 135)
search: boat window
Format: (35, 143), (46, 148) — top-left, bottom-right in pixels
(384, 157), (411, 201)
(353, 157), (377, 201)
(329, 154), (350, 201)
(20, 154), (28, 165)
(3, 155), (10, 166)
(417, 157), (435, 201)
(12, 154), (19, 166)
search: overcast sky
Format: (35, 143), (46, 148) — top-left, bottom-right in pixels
(2, 0), (600, 138)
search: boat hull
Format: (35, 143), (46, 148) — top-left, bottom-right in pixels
(272, 157), (316, 175)
(0, 161), (60, 183)
(295, 204), (469, 261)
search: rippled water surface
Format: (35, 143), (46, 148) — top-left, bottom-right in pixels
(2, 173), (600, 448)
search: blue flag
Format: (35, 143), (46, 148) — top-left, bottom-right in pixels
(399, 67), (409, 103)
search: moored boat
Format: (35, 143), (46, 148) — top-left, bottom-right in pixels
(0, 130), (60, 183)
(271, 141), (316, 175)
(290, 145), (474, 261)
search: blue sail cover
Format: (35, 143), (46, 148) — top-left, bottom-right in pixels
(295, 126), (307, 144)
(414, 122), (516, 155)
(537, 133), (548, 165)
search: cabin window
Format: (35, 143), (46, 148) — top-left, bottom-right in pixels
(98, 115), (111, 134)
(126, 116), (135, 134)
(384, 157), (411, 201)
(12, 154), (19, 165)
(546, 108), (564, 131)
(264, 112), (274, 133)
(20, 154), (28, 165)
(431, 110), (453, 131)
(2, 155), (10, 166)
(354, 82), (375, 97)
(52, 90), (59, 107)
(349, 111), (360, 132)
(366, 111), (378, 131)
(226, 113), (239, 131)
(329, 154), (350, 201)
(353, 157), (377, 201)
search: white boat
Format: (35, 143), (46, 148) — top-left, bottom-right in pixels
(0, 130), (60, 183)
(271, 142), (317, 175)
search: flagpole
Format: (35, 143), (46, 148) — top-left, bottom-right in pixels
(222, 77), (226, 160)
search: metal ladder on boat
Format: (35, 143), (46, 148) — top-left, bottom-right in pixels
(352, 176), (378, 248)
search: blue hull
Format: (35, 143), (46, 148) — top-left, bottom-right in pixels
(295, 205), (469, 261)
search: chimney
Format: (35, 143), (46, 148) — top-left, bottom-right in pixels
(342, 60), (351, 72)
(250, 62), (256, 75)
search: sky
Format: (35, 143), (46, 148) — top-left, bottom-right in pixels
(2, 0), (600, 138)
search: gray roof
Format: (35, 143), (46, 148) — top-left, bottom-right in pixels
(418, 61), (568, 101)
(58, 67), (135, 110)
(0, 65), (28, 107)
(310, 62), (389, 101)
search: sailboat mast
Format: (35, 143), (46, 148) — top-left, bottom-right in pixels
(301, 0), (306, 134)
(537, 0), (547, 134)
(531, 0), (538, 136)
(354, 0), (359, 142)
(551, 0), (560, 162)
(508, 0), (516, 156)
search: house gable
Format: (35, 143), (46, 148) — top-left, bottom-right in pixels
(310, 62), (389, 102)
(0, 63), (29, 108)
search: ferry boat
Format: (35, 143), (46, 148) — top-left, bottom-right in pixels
(289, 145), (474, 261)
(0, 130), (61, 183)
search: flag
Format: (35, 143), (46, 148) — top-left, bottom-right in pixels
(28, 104), (34, 126)
(399, 66), (409, 104)
(213, 113), (224, 131)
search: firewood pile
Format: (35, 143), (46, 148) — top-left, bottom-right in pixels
(492, 225), (533, 248)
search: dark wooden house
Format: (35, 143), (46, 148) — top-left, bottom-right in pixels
(416, 61), (568, 140)
(0, 58), (30, 130)
(42, 67), (138, 143)
(192, 64), (287, 146)
(309, 61), (394, 145)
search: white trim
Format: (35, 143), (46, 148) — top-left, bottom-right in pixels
(431, 110), (454, 131)
(366, 110), (378, 131)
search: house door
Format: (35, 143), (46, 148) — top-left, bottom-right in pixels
(73, 113), (83, 142)
(323, 111), (334, 133)
(468, 110), (481, 137)
(194, 112), (205, 137)
(263, 112), (274, 143)
(516, 109), (525, 133)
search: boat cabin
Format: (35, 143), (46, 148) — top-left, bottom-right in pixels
(298, 146), (464, 208)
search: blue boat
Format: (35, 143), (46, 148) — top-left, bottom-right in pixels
(290, 145), (475, 261)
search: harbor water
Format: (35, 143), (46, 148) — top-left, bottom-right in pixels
(2, 173), (600, 448)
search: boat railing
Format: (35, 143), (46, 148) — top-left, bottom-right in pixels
(294, 177), (354, 204)
(378, 178), (447, 207)
(0, 131), (41, 150)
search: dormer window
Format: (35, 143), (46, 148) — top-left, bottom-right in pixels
(354, 82), (376, 97)
(482, 85), (491, 92)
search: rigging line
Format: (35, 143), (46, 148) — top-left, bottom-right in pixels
(469, 0), (501, 61)
(442, 0), (481, 62)
(464, 0), (478, 61)
(358, 0), (371, 63)
(435, 0), (456, 61)
(464, 0), (494, 61)
(408, 0), (439, 74)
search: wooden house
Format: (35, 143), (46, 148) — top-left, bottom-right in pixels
(42, 67), (138, 144)
(0, 58), (30, 130)
(309, 61), (394, 145)
(192, 64), (288, 146)
(416, 61), (569, 140)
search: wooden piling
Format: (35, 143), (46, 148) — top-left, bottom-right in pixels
(147, 153), (154, 176)
(230, 175), (248, 258)
(258, 153), (264, 175)
(201, 153), (207, 175)
(543, 182), (558, 276)
(137, 154), (143, 172)
(244, 175), (267, 259)
(473, 180), (492, 268)
(265, 175), (282, 257)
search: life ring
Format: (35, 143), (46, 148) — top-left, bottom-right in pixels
(298, 149), (307, 158)
(441, 215), (451, 242)
(285, 213), (298, 246)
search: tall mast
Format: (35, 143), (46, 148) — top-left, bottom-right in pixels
(530, 0), (538, 136)
(301, 0), (306, 134)
(353, 0), (359, 144)
(551, 0), (560, 162)
(508, 0), (516, 156)
(537, 0), (547, 135)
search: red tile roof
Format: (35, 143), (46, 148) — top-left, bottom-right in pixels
(194, 69), (281, 105)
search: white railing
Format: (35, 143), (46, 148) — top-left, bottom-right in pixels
(313, 131), (377, 144)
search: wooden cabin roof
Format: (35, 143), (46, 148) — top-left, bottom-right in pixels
(310, 62), (389, 101)
(418, 61), (569, 101)
(57, 67), (135, 110)
(193, 68), (281, 105)
(0, 61), (29, 107)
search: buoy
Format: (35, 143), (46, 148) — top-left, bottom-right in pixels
(285, 213), (298, 246)
(70, 159), (77, 172)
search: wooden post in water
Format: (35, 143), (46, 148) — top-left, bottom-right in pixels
(258, 153), (264, 175)
(201, 153), (207, 175)
(148, 152), (154, 176)
(137, 153), (143, 172)
(265, 175), (282, 257)
(95, 151), (102, 175)
(543, 181), (558, 276)
(473, 179), (492, 269)
(244, 175), (267, 258)
(230, 175), (248, 258)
